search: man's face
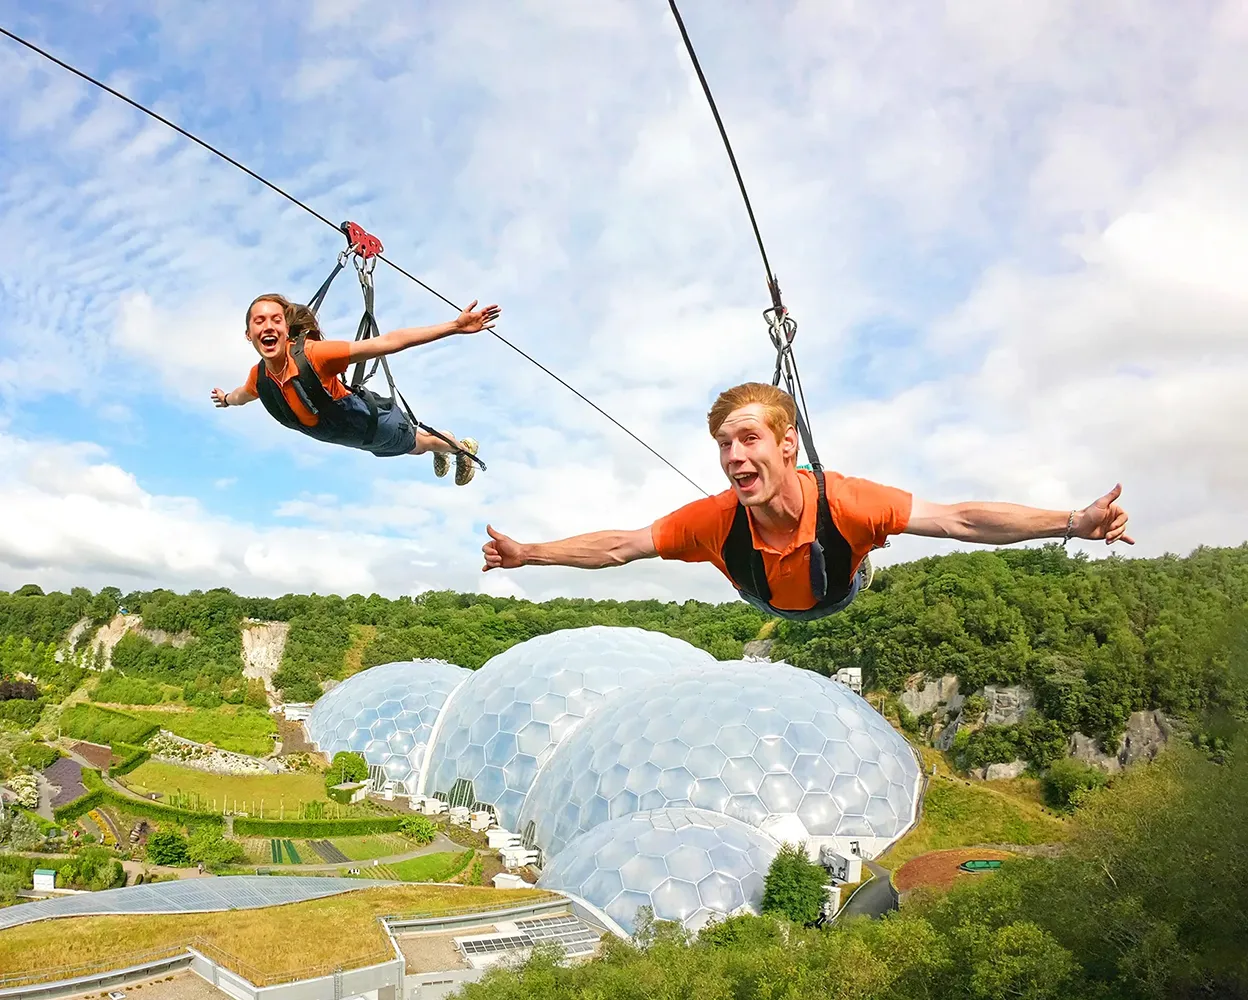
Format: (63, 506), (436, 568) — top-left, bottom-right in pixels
(715, 403), (798, 506)
(246, 300), (288, 362)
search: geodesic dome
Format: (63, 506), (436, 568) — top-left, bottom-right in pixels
(518, 661), (921, 861)
(537, 808), (779, 935)
(305, 659), (470, 795)
(421, 626), (717, 831)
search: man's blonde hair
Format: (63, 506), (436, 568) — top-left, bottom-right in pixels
(707, 382), (797, 443)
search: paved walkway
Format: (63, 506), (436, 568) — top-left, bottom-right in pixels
(836, 861), (898, 922)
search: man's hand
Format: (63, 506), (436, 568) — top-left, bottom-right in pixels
(211, 388), (230, 408)
(1075, 483), (1134, 545)
(482, 525), (526, 571)
(455, 300), (502, 334)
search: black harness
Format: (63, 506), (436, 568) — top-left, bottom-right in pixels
(253, 336), (386, 448)
(720, 469), (855, 617)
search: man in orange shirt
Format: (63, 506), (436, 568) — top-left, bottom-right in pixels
(481, 382), (1134, 619)
(212, 293), (500, 485)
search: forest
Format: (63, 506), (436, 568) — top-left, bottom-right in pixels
(1, 543), (1245, 752)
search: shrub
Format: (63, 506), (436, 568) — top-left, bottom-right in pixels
(187, 826), (247, 871)
(146, 829), (190, 866)
(56, 847), (126, 890)
(0, 871), (23, 905)
(400, 815), (438, 846)
(0, 678), (39, 700)
(7, 773), (39, 809)
(761, 842), (829, 926)
(1043, 758), (1110, 810)
(0, 698), (45, 727)
(0, 810), (44, 850)
(14, 741), (60, 770)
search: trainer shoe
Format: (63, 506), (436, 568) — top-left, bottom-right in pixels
(433, 452), (450, 478)
(455, 438), (479, 486)
(860, 553), (875, 590)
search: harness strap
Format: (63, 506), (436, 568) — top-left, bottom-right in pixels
(721, 469), (853, 611)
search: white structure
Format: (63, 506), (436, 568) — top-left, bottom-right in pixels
(305, 626), (921, 935)
(410, 795), (449, 815)
(32, 869), (56, 891)
(305, 659), (470, 796)
(819, 845), (863, 884)
(421, 627), (717, 830)
(492, 873), (531, 889)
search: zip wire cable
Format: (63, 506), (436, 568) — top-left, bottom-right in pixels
(666, 0), (823, 471)
(0, 24), (710, 498)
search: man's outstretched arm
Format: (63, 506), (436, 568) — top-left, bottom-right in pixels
(482, 524), (658, 571)
(903, 483), (1134, 546)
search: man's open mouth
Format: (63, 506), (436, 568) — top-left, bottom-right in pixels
(733, 471), (759, 490)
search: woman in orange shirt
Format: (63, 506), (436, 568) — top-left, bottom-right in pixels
(212, 293), (499, 485)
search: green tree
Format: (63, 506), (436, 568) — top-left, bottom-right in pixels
(760, 842), (828, 926)
(0, 871), (22, 905)
(325, 751), (368, 790)
(1042, 758), (1109, 811)
(145, 829), (190, 866)
(187, 826), (247, 871)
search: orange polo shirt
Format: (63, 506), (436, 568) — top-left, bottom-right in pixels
(652, 469), (913, 611)
(245, 340), (353, 428)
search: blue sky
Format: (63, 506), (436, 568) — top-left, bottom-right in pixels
(0, 0), (1245, 602)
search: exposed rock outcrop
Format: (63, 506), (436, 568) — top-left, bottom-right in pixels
(743, 639), (775, 661)
(136, 627), (191, 648)
(985, 759), (1028, 781)
(242, 619), (289, 695)
(982, 685), (1034, 726)
(899, 673), (962, 718)
(1068, 710), (1172, 774)
(88, 614), (143, 670)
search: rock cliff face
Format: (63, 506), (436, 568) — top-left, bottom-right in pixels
(242, 620), (290, 695)
(742, 639), (775, 661)
(88, 614), (143, 669)
(982, 685), (1034, 726)
(899, 673), (962, 717)
(1068, 710), (1173, 774)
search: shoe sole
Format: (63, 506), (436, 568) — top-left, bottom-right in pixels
(455, 438), (479, 486)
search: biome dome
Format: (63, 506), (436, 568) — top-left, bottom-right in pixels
(518, 660), (921, 860)
(305, 659), (470, 795)
(420, 626), (717, 831)
(536, 807), (779, 935)
(305, 626), (921, 933)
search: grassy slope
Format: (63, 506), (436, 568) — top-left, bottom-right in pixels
(129, 705), (277, 756)
(340, 624), (378, 680)
(120, 760), (331, 816)
(0, 885), (558, 983)
(881, 771), (1068, 871)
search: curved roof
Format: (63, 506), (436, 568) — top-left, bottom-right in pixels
(537, 808), (779, 935)
(519, 661), (921, 859)
(421, 626), (716, 830)
(0, 876), (381, 932)
(306, 659), (471, 794)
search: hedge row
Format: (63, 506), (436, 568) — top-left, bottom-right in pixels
(53, 788), (105, 823)
(233, 816), (405, 838)
(58, 703), (157, 746)
(108, 742), (151, 777)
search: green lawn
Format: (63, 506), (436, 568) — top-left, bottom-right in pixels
(130, 706), (277, 756)
(334, 833), (411, 861)
(387, 850), (472, 882)
(881, 774), (1068, 870)
(121, 760), (332, 818)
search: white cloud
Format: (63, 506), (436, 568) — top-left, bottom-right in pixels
(0, 0), (1244, 604)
